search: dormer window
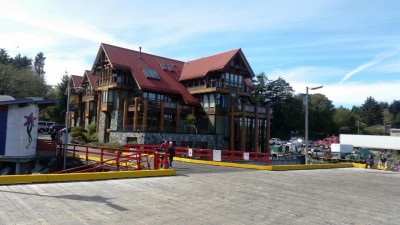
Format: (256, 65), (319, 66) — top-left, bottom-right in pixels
(143, 68), (160, 80)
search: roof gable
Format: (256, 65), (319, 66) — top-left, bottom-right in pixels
(98, 43), (199, 105)
(82, 70), (97, 88)
(179, 48), (255, 81)
(180, 49), (240, 81)
(70, 75), (82, 87)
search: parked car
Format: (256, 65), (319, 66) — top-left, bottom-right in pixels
(37, 121), (57, 133)
(309, 148), (325, 158)
(270, 138), (283, 145)
(48, 125), (65, 134)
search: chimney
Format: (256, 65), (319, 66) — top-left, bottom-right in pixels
(139, 46), (142, 58)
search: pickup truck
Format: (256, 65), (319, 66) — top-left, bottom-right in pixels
(270, 138), (283, 145)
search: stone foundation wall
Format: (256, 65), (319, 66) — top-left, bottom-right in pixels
(109, 132), (225, 149)
(98, 112), (106, 143)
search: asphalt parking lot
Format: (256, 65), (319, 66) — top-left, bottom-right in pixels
(0, 162), (399, 225)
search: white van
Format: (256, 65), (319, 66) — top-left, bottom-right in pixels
(37, 121), (57, 133)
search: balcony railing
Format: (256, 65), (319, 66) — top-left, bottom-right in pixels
(116, 125), (214, 134)
(82, 94), (96, 102)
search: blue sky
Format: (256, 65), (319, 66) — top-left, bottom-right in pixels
(1, 0), (399, 108)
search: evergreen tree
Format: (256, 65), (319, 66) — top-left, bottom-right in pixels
(360, 96), (381, 126)
(308, 93), (335, 138)
(34, 52), (46, 76)
(0, 49), (47, 98)
(0, 48), (11, 64)
(11, 53), (32, 70)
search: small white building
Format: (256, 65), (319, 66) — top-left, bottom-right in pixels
(0, 96), (52, 174)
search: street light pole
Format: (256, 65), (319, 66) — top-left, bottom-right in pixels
(304, 85), (323, 165)
(64, 85), (71, 170)
(64, 86), (82, 170)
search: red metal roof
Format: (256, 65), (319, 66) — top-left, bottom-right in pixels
(84, 70), (97, 88)
(101, 43), (199, 106)
(95, 44), (254, 105)
(70, 75), (82, 87)
(180, 49), (240, 81)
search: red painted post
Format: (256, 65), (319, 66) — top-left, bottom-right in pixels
(154, 152), (159, 170)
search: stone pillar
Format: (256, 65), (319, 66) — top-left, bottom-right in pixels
(96, 92), (101, 134)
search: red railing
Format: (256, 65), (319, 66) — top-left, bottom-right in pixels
(123, 144), (270, 165)
(58, 144), (153, 172)
(122, 144), (169, 169)
(53, 142), (269, 173)
(54, 155), (137, 173)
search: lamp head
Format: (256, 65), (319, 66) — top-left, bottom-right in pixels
(310, 86), (323, 90)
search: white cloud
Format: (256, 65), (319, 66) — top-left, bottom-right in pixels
(0, 33), (56, 56)
(268, 66), (343, 83)
(291, 80), (400, 108)
(340, 48), (400, 83)
(45, 55), (91, 86)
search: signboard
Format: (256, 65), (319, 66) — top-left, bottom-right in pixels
(213, 150), (221, 161)
(188, 148), (193, 157)
(243, 152), (250, 161)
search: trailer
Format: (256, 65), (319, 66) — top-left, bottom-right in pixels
(340, 134), (400, 150)
(331, 143), (353, 153)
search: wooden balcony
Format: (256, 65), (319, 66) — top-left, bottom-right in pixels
(187, 85), (251, 96)
(187, 86), (217, 94)
(83, 95), (96, 102)
(97, 81), (133, 90)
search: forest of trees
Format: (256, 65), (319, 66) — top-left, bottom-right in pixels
(252, 73), (400, 140)
(1, 48), (400, 140)
(0, 48), (68, 124)
(0, 48), (49, 99)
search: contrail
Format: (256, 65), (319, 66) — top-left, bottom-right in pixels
(340, 48), (400, 84)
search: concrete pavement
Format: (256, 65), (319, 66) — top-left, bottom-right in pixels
(0, 162), (399, 225)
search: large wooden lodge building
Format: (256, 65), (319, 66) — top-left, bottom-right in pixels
(69, 43), (271, 152)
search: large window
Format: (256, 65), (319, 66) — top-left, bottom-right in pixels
(203, 95), (209, 108)
(102, 91), (108, 103)
(102, 90), (114, 103)
(209, 94), (215, 108)
(222, 72), (243, 89)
